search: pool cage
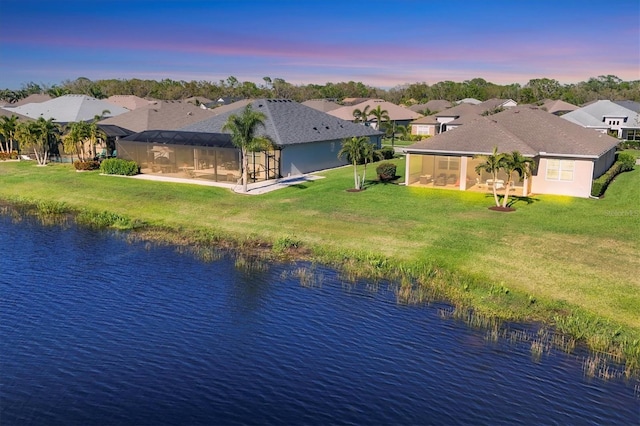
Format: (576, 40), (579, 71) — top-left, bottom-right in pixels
(117, 130), (281, 184)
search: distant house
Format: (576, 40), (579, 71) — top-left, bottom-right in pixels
(455, 98), (482, 105)
(403, 107), (619, 198)
(116, 99), (383, 184)
(105, 95), (155, 111)
(0, 93), (52, 108)
(409, 99), (517, 136)
(327, 99), (422, 128)
(408, 100), (453, 114)
(561, 100), (640, 141)
(539, 99), (578, 116)
(98, 101), (217, 133)
(301, 99), (342, 112)
(1, 94), (128, 124)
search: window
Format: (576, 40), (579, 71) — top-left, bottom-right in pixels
(437, 156), (459, 171)
(625, 129), (640, 141)
(546, 159), (574, 181)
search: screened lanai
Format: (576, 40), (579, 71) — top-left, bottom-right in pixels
(117, 130), (281, 184)
(406, 153), (529, 195)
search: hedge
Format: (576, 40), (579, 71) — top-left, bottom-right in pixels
(591, 152), (636, 197)
(100, 158), (139, 176)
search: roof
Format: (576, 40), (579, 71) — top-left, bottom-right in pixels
(0, 108), (33, 121)
(97, 124), (134, 138)
(561, 100), (640, 129)
(184, 96), (213, 105)
(209, 99), (253, 116)
(407, 100), (453, 113)
(181, 99), (383, 147)
(98, 101), (217, 132)
(455, 98), (482, 105)
(105, 95), (155, 110)
(477, 98), (516, 110)
(121, 130), (234, 148)
(405, 106), (619, 159)
(10, 93), (52, 106)
(327, 99), (423, 121)
(434, 102), (483, 118)
(301, 99), (342, 112)
(540, 99), (578, 115)
(3, 94), (129, 123)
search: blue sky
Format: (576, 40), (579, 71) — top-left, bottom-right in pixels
(1, 0), (638, 90)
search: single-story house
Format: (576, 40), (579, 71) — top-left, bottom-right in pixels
(539, 99), (578, 116)
(105, 95), (155, 111)
(327, 99), (423, 128)
(117, 99), (383, 183)
(561, 100), (640, 141)
(408, 100), (453, 115)
(98, 101), (217, 133)
(403, 106), (619, 198)
(1, 94), (129, 123)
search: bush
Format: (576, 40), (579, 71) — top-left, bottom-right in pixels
(376, 162), (397, 181)
(73, 160), (100, 171)
(617, 152), (636, 171)
(376, 146), (395, 160)
(100, 158), (139, 176)
(591, 155), (635, 197)
(0, 151), (18, 160)
(618, 140), (640, 150)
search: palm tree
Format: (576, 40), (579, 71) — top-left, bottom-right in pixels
(368, 105), (389, 131)
(0, 115), (19, 153)
(360, 140), (380, 188)
(17, 118), (60, 165)
(474, 146), (505, 207)
(222, 104), (273, 193)
(62, 121), (91, 161)
(352, 105), (370, 124)
(338, 136), (369, 190)
(500, 151), (536, 207)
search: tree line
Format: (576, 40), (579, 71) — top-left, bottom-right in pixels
(1, 75), (638, 107)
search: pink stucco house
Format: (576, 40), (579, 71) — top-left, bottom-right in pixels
(403, 106), (619, 198)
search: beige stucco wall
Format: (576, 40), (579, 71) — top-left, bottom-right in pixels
(531, 158), (594, 198)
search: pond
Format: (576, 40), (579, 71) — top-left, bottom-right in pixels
(0, 214), (638, 425)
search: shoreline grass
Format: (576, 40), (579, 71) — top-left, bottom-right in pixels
(1, 157), (639, 373)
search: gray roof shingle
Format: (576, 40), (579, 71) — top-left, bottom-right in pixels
(181, 99), (383, 146)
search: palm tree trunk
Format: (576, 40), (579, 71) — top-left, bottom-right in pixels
(353, 161), (359, 190)
(502, 181), (512, 207)
(242, 148), (249, 193)
(492, 172), (500, 206)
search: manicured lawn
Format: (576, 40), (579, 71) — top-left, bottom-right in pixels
(1, 158), (639, 339)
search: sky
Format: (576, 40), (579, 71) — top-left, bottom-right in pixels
(0, 0), (639, 90)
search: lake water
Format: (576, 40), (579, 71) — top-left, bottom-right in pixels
(1, 214), (638, 425)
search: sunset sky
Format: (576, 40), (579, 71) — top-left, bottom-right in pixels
(1, 0), (638, 90)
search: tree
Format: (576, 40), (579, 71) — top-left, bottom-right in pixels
(0, 115), (19, 153)
(222, 104), (273, 193)
(16, 118), (60, 165)
(474, 146), (505, 207)
(368, 105), (389, 130)
(500, 151), (536, 207)
(352, 105), (370, 124)
(360, 139), (380, 188)
(338, 136), (371, 190)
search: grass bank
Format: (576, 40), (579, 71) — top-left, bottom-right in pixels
(1, 158), (639, 372)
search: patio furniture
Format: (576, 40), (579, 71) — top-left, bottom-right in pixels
(434, 173), (447, 186)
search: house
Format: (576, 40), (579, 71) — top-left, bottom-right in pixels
(455, 98), (482, 105)
(409, 99), (518, 136)
(0, 93), (52, 107)
(98, 101), (217, 133)
(105, 95), (155, 111)
(184, 96), (213, 108)
(539, 99), (578, 115)
(403, 106), (619, 198)
(407, 100), (453, 114)
(561, 100), (640, 141)
(116, 99), (383, 184)
(327, 99), (423, 129)
(301, 99), (342, 112)
(1, 94), (129, 123)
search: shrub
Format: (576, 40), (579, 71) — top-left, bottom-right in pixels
(0, 151), (18, 160)
(73, 160), (100, 171)
(376, 146), (395, 160)
(591, 155), (635, 197)
(376, 162), (397, 181)
(617, 152), (636, 171)
(618, 140), (640, 150)
(100, 158), (139, 176)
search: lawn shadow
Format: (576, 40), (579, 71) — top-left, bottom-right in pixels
(482, 193), (541, 208)
(364, 175), (403, 187)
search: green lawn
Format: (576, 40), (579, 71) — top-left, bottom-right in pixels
(1, 157), (639, 358)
